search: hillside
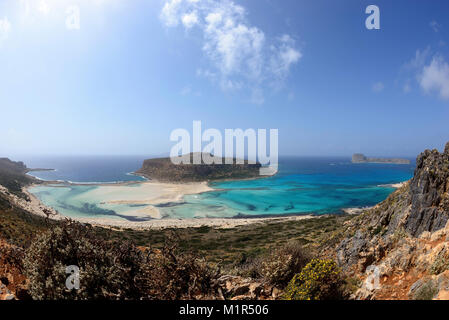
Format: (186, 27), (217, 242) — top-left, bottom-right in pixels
(335, 142), (449, 299)
(136, 153), (262, 182)
(0, 158), (37, 198)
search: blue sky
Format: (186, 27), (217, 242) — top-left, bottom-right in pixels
(0, 0), (448, 157)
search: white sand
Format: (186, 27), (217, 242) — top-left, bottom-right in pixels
(70, 181), (214, 219)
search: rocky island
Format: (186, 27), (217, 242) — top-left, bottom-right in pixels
(352, 153), (410, 164)
(135, 153), (263, 182)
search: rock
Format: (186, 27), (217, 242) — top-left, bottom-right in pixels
(233, 284), (250, 296)
(217, 275), (270, 300)
(271, 287), (281, 299)
(4, 294), (15, 301)
(408, 279), (424, 297)
(405, 147), (449, 236)
(231, 295), (252, 301)
(249, 282), (263, 298)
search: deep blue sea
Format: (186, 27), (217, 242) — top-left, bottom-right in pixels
(23, 155), (148, 183)
(24, 156), (415, 220)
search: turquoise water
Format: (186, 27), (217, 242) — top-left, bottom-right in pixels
(27, 156), (415, 221)
(29, 184), (153, 221)
(158, 157), (415, 218)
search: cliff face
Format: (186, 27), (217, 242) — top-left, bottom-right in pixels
(405, 147), (449, 236)
(336, 142), (449, 299)
(136, 153), (262, 182)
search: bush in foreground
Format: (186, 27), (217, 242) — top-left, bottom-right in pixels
(261, 242), (310, 287)
(23, 221), (148, 299)
(283, 259), (346, 300)
(22, 221), (219, 300)
(146, 233), (220, 299)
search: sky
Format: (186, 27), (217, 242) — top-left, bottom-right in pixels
(0, 0), (448, 158)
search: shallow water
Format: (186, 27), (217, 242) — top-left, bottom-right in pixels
(28, 156), (415, 221)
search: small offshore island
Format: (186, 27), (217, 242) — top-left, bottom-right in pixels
(352, 153), (411, 164)
(136, 152), (262, 182)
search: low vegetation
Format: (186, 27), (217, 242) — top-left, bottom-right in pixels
(260, 242), (310, 287)
(283, 259), (346, 300)
(22, 221), (220, 300)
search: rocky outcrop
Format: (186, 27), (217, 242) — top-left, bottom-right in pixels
(136, 153), (262, 182)
(216, 275), (278, 300)
(405, 148), (449, 236)
(336, 142), (449, 299)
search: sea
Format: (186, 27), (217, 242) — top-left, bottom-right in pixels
(23, 155), (415, 221)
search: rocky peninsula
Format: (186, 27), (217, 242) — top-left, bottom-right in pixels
(136, 153), (263, 182)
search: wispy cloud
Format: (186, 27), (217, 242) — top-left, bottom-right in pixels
(402, 47), (449, 101)
(372, 81), (384, 93)
(430, 20), (441, 33)
(160, 0), (302, 103)
(419, 55), (449, 100)
(0, 17), (11, 45)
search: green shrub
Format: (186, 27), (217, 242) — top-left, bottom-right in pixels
(413, 281), (438, 300)
(283, 259), (346, 300)
(429, 254), (449, 275)
(261, 242), (310, 287)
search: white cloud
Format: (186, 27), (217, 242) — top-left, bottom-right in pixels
(372, 82), (384, 93)
(160, 0), (183, 27)
(419, 56), (449, 100)
(0, 17), (11, 44)
(160, 0), (302, 103)
(182, 11), (199, 28)
(270, 35), (302, 84)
